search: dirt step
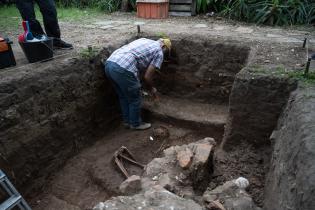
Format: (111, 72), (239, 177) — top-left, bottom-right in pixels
(143, 96), (228, 130)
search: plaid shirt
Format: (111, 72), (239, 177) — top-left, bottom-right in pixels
(107, 38), (164, 78)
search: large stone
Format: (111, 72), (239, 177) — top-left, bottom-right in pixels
(177, 147), (193, 169)
(119, 175), (142, 195)
(189, 137), (216, 192)
(158, 173), (173, 189)
(144, 137), (216, 197)
(93, 185), (203, 210)
(203, 179), (261, 210)
(193, 137), (215, 166)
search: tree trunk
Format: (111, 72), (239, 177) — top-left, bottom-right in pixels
(121, 0), (129, 12)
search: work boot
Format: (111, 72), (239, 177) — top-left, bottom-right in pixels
(53, 38), (73, 49)
(130, 122), (151, 130)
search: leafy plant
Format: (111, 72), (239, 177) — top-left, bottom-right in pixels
(196, 0), (210, 13)
(95, 0), (121, 12)
(253, 0), (290, 25)
(56, 0), (121, 12)
(208, 0), (315, 26)
(129, 0), (137, 10)
(80, 46), (100, 59)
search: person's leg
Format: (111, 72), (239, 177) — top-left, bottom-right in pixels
(105, 61), (150, 129)
(36, 0), (73, 49)
(127, 82), (142, 127)
(16, 0), (45, 37)
(113, 70), (149, 129)
(105, 62), (130, 124)
(35, 0), (60, 38)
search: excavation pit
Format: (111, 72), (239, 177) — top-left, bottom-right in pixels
(0, 36), (309, 210)
(143, 39), (250, 140)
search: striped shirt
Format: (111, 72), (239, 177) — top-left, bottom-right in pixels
(107, 38), (164, 78)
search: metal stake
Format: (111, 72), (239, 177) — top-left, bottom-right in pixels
(137, 25), (141, 35)
(304, 58), (311, 78)
(303, 37), (307, 48)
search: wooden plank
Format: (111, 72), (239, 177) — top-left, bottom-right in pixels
(169, 0), (192, 4)
(169, 4), (191, 11)
(169, 11), (192, 16)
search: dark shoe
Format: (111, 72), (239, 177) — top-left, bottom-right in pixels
(53, 39), (73, 49)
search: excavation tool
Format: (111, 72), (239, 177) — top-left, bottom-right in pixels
(0, 170), (31, 210)
(113, 146), (145, 178)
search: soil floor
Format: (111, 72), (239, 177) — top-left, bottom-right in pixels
(29, 121), (209, 210)
(27, 117), (268, 209)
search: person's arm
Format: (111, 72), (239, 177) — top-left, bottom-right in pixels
(144, 64), (157, 93)
(144, 49), (163, 98)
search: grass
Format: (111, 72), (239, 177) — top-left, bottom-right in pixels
(0, 5), (22, 34)
(288, 71), (315, 86)
(248, 64), (315, 86)
(0, 5), (103, 35)
(57, 6), (104, 21)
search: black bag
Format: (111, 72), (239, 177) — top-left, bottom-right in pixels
(0, 37), (16, 69)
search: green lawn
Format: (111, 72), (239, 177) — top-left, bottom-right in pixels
(0, 5), (103, 35)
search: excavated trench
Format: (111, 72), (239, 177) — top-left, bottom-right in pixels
(0, 37), (298, 210)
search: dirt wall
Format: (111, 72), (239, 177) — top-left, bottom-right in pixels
(222, 66), (297, 149)
(264, 85), (315, 210)
(156, 39), (250, 104)
(0, 51), (118, 195)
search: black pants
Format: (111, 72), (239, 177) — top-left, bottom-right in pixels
(16, 0), (61, 39)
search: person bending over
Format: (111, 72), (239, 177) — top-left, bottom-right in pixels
(105, 38), (171, 130)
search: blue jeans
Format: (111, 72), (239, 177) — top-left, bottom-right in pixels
(105, 61), (141, 127)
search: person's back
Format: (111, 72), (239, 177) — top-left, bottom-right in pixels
(108, 38), (163, 78)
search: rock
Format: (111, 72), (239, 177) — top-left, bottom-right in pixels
(190, 138), (216, 191)
(93, 185), (203, 210)
(152, 126), (170, 139)
(141, 177), (155, 191)
(191, 137), (215, 166)
(119, 175), (142, 195)
(203, 180), (238, 202)
(145, 137), (216, 195)
(93, 202), (106, 210)
(177, 147), (193, 169)
(233, 177), (249, 189)
(193, 143), (213, 164)
(206, 200), (226, 210)
(145, 157), (170, 176)
(203, 179), (261, 210)
(158, 173), (173, 189)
